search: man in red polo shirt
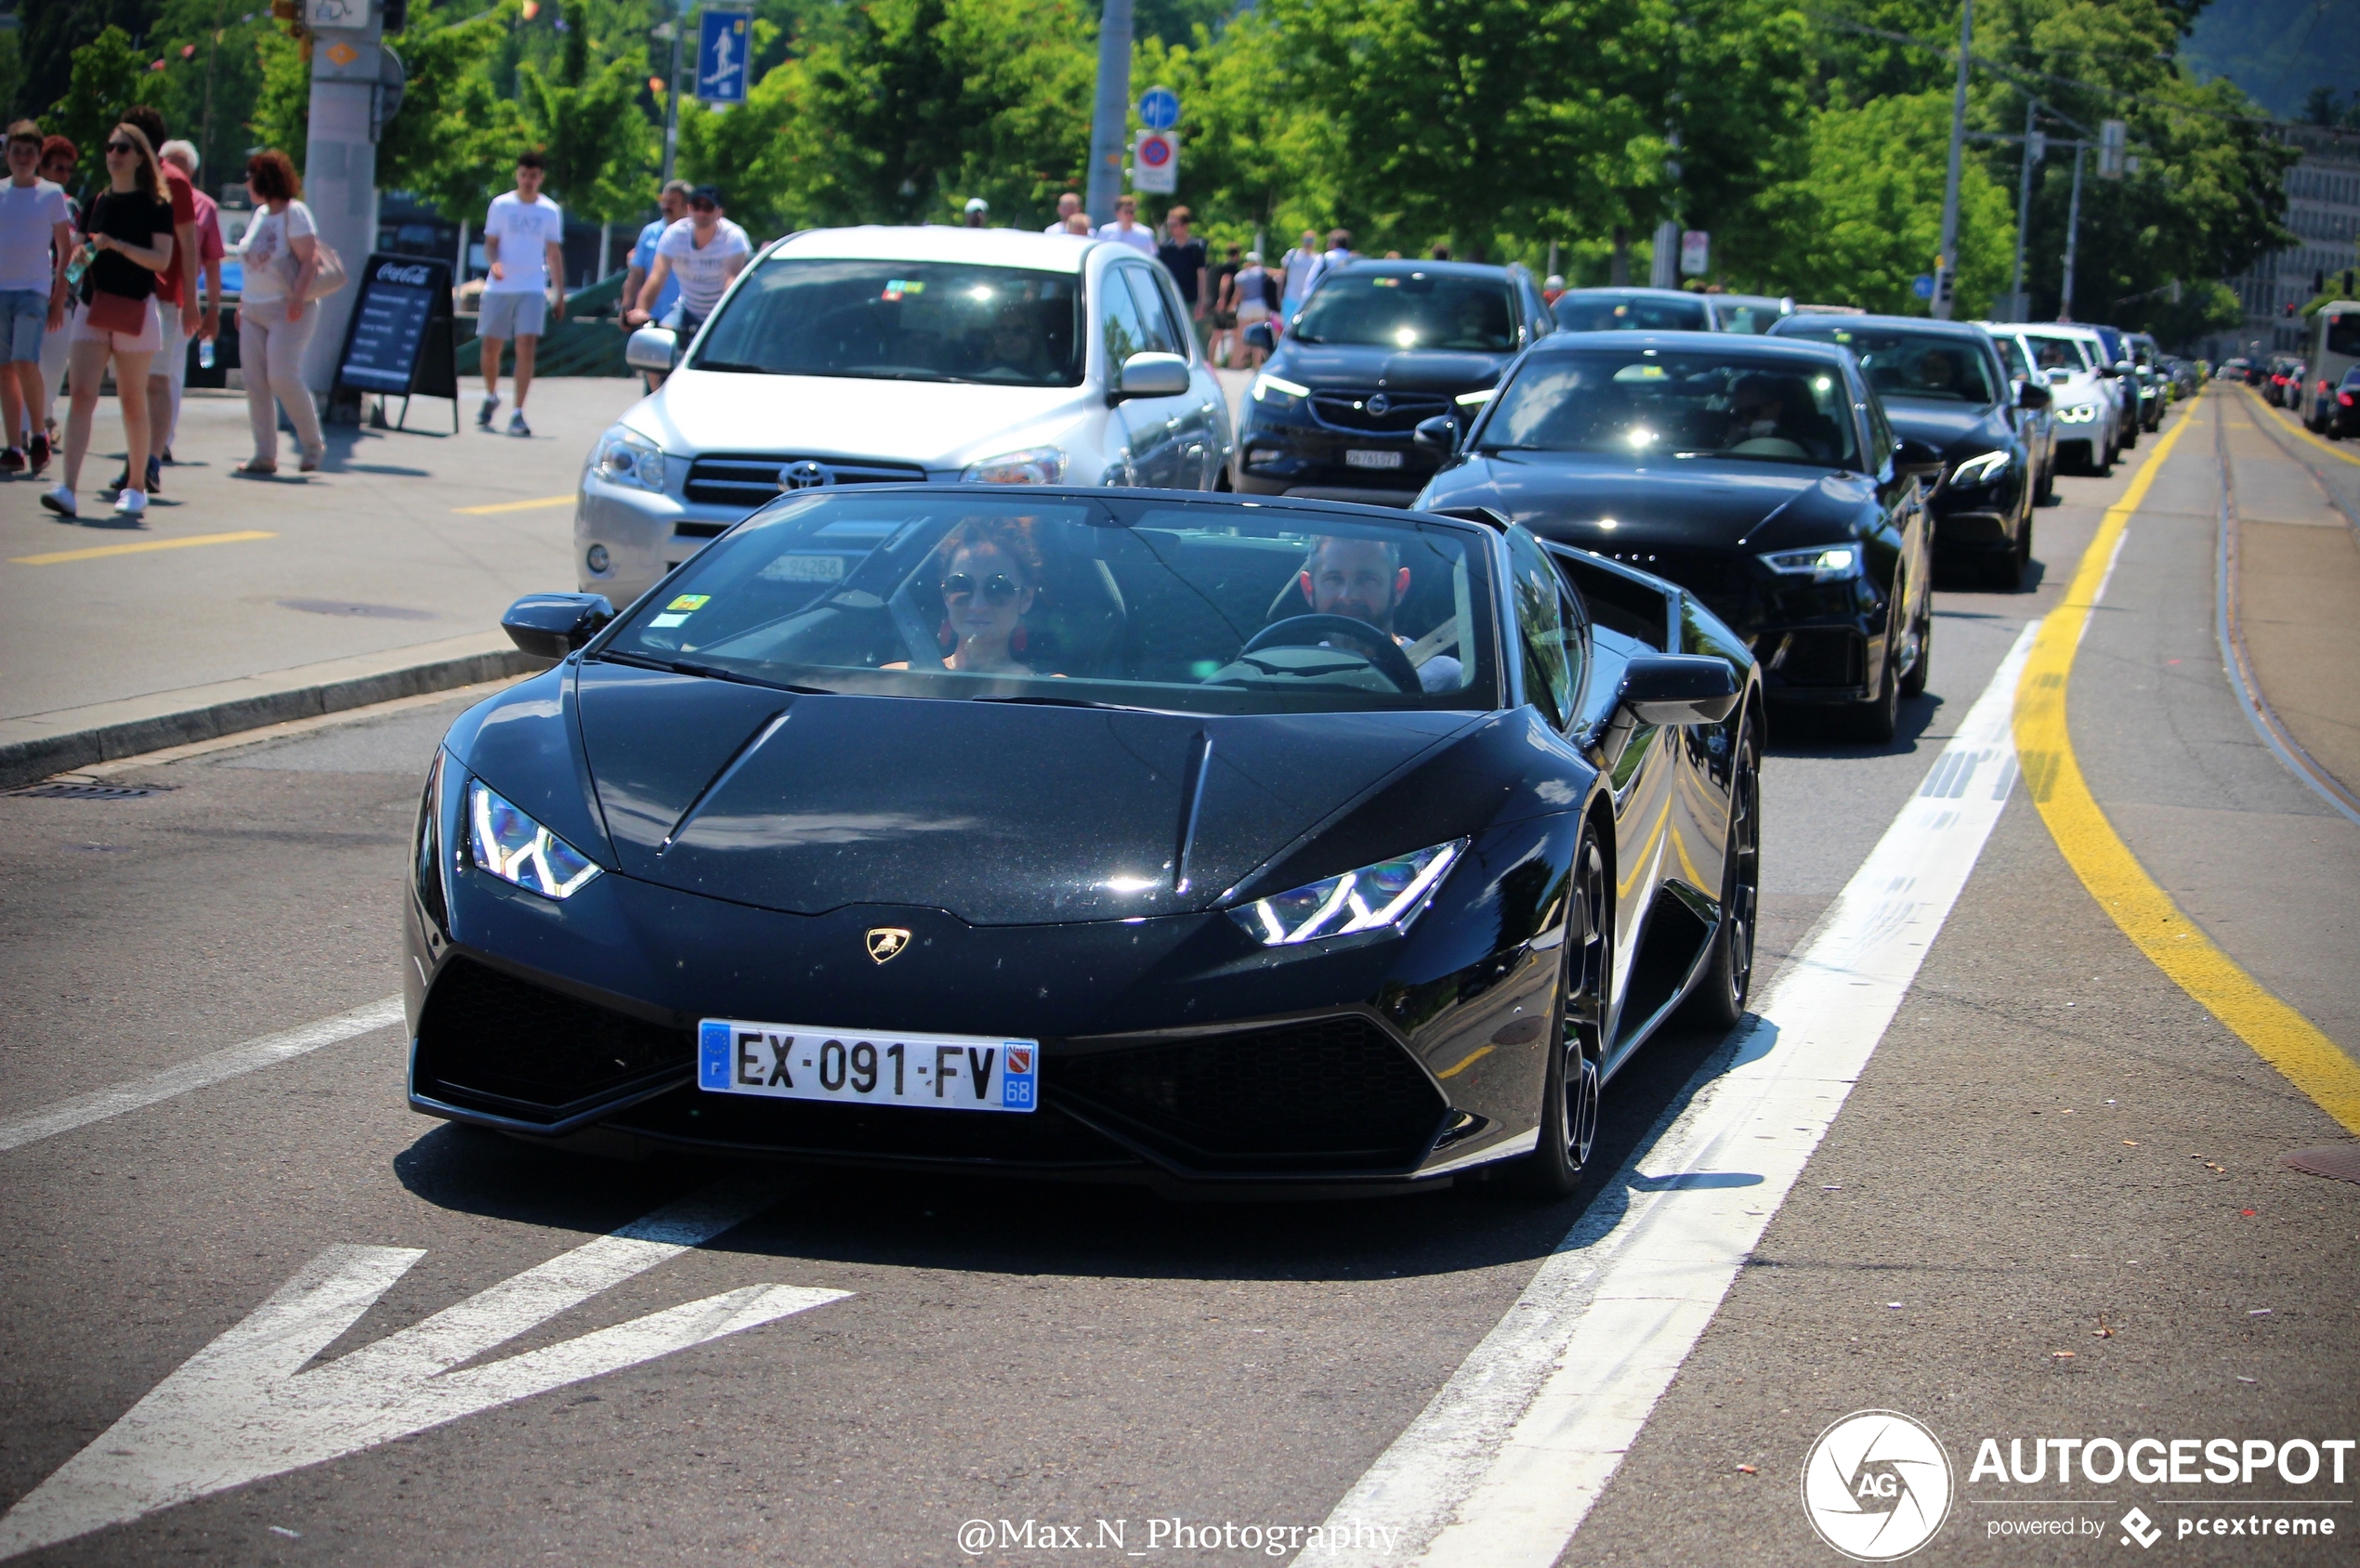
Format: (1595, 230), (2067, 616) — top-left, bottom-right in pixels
(119, 108), (199, 497)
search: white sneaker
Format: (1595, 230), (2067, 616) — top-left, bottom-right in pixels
(40, 484), (76, 517)
(113, 488), (148, 518)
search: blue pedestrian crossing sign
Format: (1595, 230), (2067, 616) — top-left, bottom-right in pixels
(1137, 86), (1180, 131)
(697, 10), (752, 104)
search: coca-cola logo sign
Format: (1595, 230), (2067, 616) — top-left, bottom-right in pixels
(374, 262), (434, 286)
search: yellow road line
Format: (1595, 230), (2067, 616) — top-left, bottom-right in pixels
(2014, 392), (2360, 1134)
(453, 494), (575, 515)
(1435, 1044), (1495, 1080)
(10, 530), (277, 567)
(2249, 385), (2360, 467)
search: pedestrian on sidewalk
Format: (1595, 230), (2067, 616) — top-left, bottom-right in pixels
(34, 136), (78, 450)
(229, 149), (324, 477)
(1063, 211), (1092, 236)
(626, 185), (748, 344)
(1096, 195), (1155, 255)
(1207, 242), (1244, 367)
(1278, 229), (1320, 333)
(478, 150), (565, 438)
(620, 178), (688, 390)
(1303, 229), (1353, 296)
(1, 120), (72, 477)
(1231, 249), (1273, 369)
(1156, 205), (1208, 347)
(110, 108), (198, 499)
(42, 123), (174, 519)
(1044, 192), (1082, 235)
(155, 139), (223, 464)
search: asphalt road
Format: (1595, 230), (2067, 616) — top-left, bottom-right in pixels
(1, 387), (2354, 1567)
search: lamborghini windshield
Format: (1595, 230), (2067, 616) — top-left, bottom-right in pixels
(597, 492), (1499, 715)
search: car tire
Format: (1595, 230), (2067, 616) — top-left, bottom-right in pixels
(1900, 595), (1934, 694)
(2035, 458), (2055, 504)
(1846, 629), (1901, 742)
(1511, 827), (1609, 1198)
(1677, 720), (1759, 1030)
(2121, 416), (2138, 450)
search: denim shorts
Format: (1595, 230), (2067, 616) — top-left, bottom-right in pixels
(0, 289), (46, 363)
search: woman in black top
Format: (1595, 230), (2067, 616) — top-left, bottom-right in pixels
(41, 122), (173, 520)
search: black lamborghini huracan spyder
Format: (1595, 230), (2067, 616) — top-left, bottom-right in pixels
(406, 487), (1762, 1195)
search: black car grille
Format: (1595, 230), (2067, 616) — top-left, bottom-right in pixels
(684, 453), (928, 509)
(1055, 1014), (1447, 1170)
(610, 1091), (1140, 1168)
(413, 957), (693, 1125)
(1308, 390), (1452, 435)
(1770, 628), (1865, 688)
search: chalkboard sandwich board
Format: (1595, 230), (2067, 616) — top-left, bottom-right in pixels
(333, 253), (460, 432)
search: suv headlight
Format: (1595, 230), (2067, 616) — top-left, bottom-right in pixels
(962, 446), (1067, 484)
(1948, 450), (2010, 488)
(1251, 372), (1310, 410)
(1758, 545), (1861, 582)
(467, 780), (602, 899)
(1230, 840), (1465, 946)
(594, 425), (666, 492)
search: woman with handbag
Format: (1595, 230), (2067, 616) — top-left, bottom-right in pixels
(40, 123), (173, 519)
(231, 150), (325, 476)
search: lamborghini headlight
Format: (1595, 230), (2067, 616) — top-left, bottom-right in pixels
(467, 780), (602, 899)
(1948, 450), (2010, 488)
(1230, 839), (1466, 946)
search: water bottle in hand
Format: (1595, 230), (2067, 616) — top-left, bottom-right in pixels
(199, 338), (215, 369)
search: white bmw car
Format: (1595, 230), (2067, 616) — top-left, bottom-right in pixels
(1983, 322), (2123, 474)
(576, 226), (1235, 607)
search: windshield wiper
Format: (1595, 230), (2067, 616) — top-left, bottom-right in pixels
(692, 359), (773, 374)
(972, 693), (1152, 712)
(596, 649), (832, 695)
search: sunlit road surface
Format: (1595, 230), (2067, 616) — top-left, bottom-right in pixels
(2, 389), (2354, 1566)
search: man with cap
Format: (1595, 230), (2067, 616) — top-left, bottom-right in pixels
(626, 185), (749, 346)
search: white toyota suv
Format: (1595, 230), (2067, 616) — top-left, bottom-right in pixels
(577, 226), (1235, 606)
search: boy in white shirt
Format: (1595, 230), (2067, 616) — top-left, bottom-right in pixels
(0, 120), (72, 476)
(479, 151), (566, 437)
(626, 186), (749, 342)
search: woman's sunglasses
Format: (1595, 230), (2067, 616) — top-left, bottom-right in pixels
(106, 141), (138, 155)
(940, 572), (1022, 605)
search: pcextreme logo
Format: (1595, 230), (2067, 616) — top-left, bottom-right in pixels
(1803, 1410), (1956, 1561)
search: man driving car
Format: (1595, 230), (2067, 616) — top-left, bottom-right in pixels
(1298, 535), (1463, 691)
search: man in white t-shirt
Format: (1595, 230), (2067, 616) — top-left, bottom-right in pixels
(1043, 192), (1082, 235)
(626, 186), (750, 342)
(1095, 195), (1156, 255)
(479, 151), (567, 438)
(0, 120), (72, 476)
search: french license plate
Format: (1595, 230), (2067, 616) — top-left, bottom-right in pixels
(698, 1020), (1039, 1113)
(1345, 448), (1405, 470)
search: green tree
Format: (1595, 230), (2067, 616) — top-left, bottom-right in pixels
(1132, 15), (1343, 242)
(517, 55), (655, 225)
(379, 2), (531, 219)
(46, 26), (168, 192)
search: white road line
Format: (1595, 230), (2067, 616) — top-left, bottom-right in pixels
(0, 996), (405, 1156)
(1297, 621), (2041, 1568)
(0, 1179), (846, 1560)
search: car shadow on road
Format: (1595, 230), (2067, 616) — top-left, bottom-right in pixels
(1762, 690), (1945, 760)
(387, 1009), (1754, 1287)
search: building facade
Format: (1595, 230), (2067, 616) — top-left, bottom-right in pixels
(2211, 123), (2360, 363)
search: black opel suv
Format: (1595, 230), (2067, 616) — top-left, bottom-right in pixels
(1232, 260), (1552, 505)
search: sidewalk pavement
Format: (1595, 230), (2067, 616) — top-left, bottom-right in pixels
(1, 376), (637, 786)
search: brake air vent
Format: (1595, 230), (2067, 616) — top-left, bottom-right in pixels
(413, 957), (691, 1124)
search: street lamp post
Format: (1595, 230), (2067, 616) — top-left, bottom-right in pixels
(1934, 0), (1972, 319)
(2059, 141), (2085, 322)
(659, 16), (684, 185)
(1084, 0), (1133, 227)
(2008, 98), (2039, 320)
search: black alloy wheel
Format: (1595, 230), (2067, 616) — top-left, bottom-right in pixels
(1678, 720), (1760, 1029)
(1846, 597), (1904, 742)
(1900, 591), (1934, 695)
(2035, 454), (2055, 504)
(1514, 829), (1610, 1197)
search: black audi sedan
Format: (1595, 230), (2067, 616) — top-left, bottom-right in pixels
(1233, 260), (1552, 504)
(1770, 313), (2045, 589)
(1413, 332), (1936, 739)
(407, 487), (1763, 1196)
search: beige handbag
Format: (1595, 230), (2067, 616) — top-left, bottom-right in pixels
(299, 237), (348, 301)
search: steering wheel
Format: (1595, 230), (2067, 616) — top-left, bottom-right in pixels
(1240, 615), (1423, 694)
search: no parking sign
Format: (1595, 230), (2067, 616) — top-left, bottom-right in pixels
(1133, 130), (1178, 194)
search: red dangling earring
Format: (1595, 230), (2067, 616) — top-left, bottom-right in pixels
(1010, 625), (1029, 656)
